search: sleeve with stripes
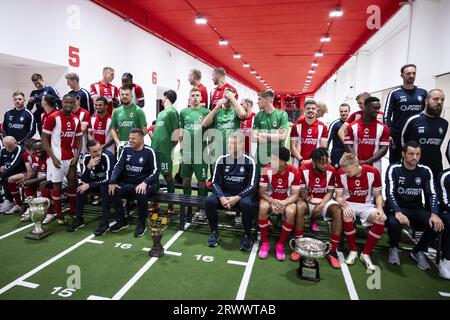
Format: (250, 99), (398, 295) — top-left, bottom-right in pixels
(424, 166), (439, 214)
(438, 171), (450, 212)
(21, 110), (36, 143)
(3, 146), (24, 177)
(212, 158), (224, 198)
(110, 148), (126, 184)
(144, 147), (159, 185)
(385, 165), (401, 213)
(383, 89), (396, 128)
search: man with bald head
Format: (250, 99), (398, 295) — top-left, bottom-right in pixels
(0, 136), (25, 213)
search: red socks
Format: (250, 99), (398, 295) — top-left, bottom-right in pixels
(8, 182), (22, 206)
(24, 186), (36, 198)
(363, 223), (385, 255)
(343, 221), (357, 251)
(295, 229), (304, 239)
(278, 222), (294, 245)
(41, 188), (52, 215)
(258, 219), (269, 243)
(52, 189), (62, 218)
(330, 233), (340, 253)
(67, 186), (77, 216)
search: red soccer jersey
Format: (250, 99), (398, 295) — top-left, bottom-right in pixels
(209, 83), (238, 110)
(41, 110), (57, 130)
(23, 151), (33, 165)
(260, 164), (301, 200)
(30, 155), (47, 173)
(299, 162), (336, 199)
(90, 81), (119, 115)
(120, 83), (144, 105)
(290, 117), (329, 167)
(88, 114), (112, 145)
(72, 107), (90, 150)
(335, 164), (382, 203)
(42, 110), (82, 160)
(241, 112), (255, 154)
(197, 83), (208, 107)
(346, 111), (384, 124)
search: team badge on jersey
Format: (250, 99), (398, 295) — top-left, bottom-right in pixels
(139, 157), (144, 164)
(418, 96), (423, 102)
(364, 128), (369, 134)
(355, 180), (361, 187)
(19, 117), (24, 122)
(126, 155), (132, 162)
(415, 177), (421, 185)
(272, 121), (278, 127)
(308, 128), (312, 134)
(278, 178), (283, 185)
(240, 166), (245, 174)
(130, 113), (134, 118)
(225, 165), (230, 173)
(8, 116), (12, 121)
(439, 127), (444, 135)
(199, 116), (203, 121)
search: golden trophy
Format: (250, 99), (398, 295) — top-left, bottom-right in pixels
(148, 213), (168, 257)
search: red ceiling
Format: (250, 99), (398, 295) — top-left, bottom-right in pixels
(91, 0), (402, 96)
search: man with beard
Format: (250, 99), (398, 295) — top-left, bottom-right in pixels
(328, 103), (350, 169)
(188, 69), (208, 107)
(3, 91), (36, 146)
(209, 67), (238, 110)
(401, 89), (448, 178)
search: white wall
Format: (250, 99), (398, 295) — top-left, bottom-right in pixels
(0, 0), (258, 124)
(0, 67), (15, 114)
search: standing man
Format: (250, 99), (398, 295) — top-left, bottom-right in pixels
(240, 98), (256, 155)
(206, 132), (257, 251)
(436, 167), (450, 279)
(110, 85), (148, 156)
(90, 67), (119, 115)
(179, 88), (210, 219)
(344, 97), (390, 174)
(71, 95), (91, 169)
(328, 103), (350, 169)
(385, 141), (443, 270)
(41, 94), (82, 225)
(401, 89), (448, 178)
(121, 73), (145, 108)
(384, 64), (427, 163)
(151, 90), (181, 214)
(108, 129), (158, 237)
(210, 67), (238, 110)
(66, 72), (94, 115)
(27, 73), (60, 135)
(3, 91), (36, 145)
(290, 99), (328, 168)
(252, 90), (289, 171)
(88, 96), (115, 154)
(188, 69), (208, 107)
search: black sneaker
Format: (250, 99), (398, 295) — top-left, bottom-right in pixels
(134, 223), (147, 237)
(94, 222), (110, 236)
(67, 217), (85, 232)
(240, 235), (253, 252)
(207, 231), (219, 247)
(110, 219), (129, 233)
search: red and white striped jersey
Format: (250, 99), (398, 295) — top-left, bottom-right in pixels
(42, 110), (82, 160)
(260, 164), (301, 200)
(335, 164), (382, 203)
(89, 114), (114, 153)
(290, 117), (329, 167)
(30, 155), (47, 173)
(299, 162), (336, 199)
(90, 81), (118, 115)
(72, 107), (90, 153)
(209, 83), (238, 110)
(346, 110), (384, 124)
(41, 110), (57, 130)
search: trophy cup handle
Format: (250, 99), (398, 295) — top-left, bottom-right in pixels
(44, 198), (51, 209)
(289, 238), (296, 251)
(324, 242), (331, 255)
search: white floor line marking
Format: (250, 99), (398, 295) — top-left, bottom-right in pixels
(235, 238), (259, 300)
(439, 291), (450, 297)
(86, 239), (104, 245)
(402, 229), (438, 267)
(0, 234), (96, 295)
(109, 223), (191, 300)
(0, 223), (34, 240)
(337, 251), (359, 300)
(87, 295), (112, 300)
(17, 281), (39, 289)
(227, 260), (248, 267)
(141, 248), (182, 256)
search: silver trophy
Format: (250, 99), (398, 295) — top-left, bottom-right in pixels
(289, 237), (330, 282)
(25, 197), (52, 240)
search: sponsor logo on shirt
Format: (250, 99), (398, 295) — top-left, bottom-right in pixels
(8, 123), (24, 129)
(397, 187), (421, 196)
(300, 137), (319, 145)
(125, 165), (143, 173)
(418, 137), (443, 145)
(224, 175), (244, 183)
(400, 105), (422, 112)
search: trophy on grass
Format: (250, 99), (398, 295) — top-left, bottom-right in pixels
(148, 213), (169, 257)
(289, 237), (330, 282)
(25, 197), (52, 240)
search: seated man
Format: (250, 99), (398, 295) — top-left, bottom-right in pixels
(0, 136), (25, 213)
(67, 140), (116, 235)
(258, 147), (301, 261)
(295, 148), (342, 268)
(386, 141), (443, 270)
(206, 132), (257, 251)
(436, 167), (450, 279)
(335, 153), (386, 271)
(108, 128), (158, 237)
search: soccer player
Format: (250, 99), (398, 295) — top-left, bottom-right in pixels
(240, 98), (256, 155)
(67, 140), (116, 235)
(41, 94), (59, 129)
(66, 72), (94, 115)
(188, 69), (208, 107)
(206, 132), (257, 251)
(27, 73), (60, 135)
(258, 147), (301, 261)
(290, 99), (328, 168)
(295, 148), (342, 268)
(151, 90), (180, 214)
(0, 136), (25, 213)
(437, 168), (450, 279)
(344, 96), (389, 174)
(328, 103), (350, 169)
(108, 129), (158, 237)
(88, 96), (114, 153)
(90, 67), (119, 115)
(41, 94), (82, 225)
(71, 94), (91, 169)
(252, 90), (289, 170)
(3, 91), (36, 145)
(384, 64), (427, 163)
(110, 85), (148, 156)
(120, 72), (145, 108)
(401, 89), (448, 178)
(385, 141), (443, 270)
(209, 67), (238, 110)
(179, 87), (210, 219)
(335, 153), (386, 271)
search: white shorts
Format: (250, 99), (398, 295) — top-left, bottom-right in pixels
(46, 158), (72, 183)
(347, 201), (378, 227)
(306, 199), (340, 221)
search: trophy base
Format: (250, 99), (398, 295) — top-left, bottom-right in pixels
(297, 258), (320, 282)
(25, 230), (52, 240)
(149, 246), (164, 258)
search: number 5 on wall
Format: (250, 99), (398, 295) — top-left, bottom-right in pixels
(69, 46), (80, 67)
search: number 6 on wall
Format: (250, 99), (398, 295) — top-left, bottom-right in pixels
(69, 46), (80, 67)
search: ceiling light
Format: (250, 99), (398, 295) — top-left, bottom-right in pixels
(195, 16), (207, 24)
(233, 53), (241, 59)
(219, 38), (228, 45)
(330, 7), (343, 17)
(260, 80), (265, 83)
(311, 62), (319, 67)
(308, 69), (316, 74)
(243, 63), (250, 68)
(320, 34), (331, 42)
(315, 51), (324, 57)
(250, 70), (256, 74)
(256, 75), (261, 79)
(307, 75), (313, 79)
